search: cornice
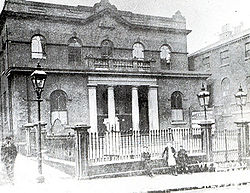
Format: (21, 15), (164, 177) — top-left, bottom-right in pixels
(3, 10), (191, 34)
(5, 67), (211, 79)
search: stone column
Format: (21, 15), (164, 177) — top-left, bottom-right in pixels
(88, 85), (98, 132)
(72, 124), (90, 180)
(148, 86), (159, 130)
(132, 86), (139, 131)
(198, 121), (214, 162)
(108, 86), (116, 131)
(234, 120), (250, 162)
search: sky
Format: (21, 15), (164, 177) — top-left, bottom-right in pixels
(1, 0), (250, 53)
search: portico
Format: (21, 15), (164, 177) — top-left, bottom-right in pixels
(88, 76), (159, 133)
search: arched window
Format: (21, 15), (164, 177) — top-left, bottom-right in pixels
(132, 43), (144, 59)
(171, 91), (183, 109)
(50, 90), (68, 125)
(68, 37), (82, 64)
(31, 35), (46, 59)
(171, 91), (184, 121)
(101, 39), (113, 58)
(221, 77), (230, 97)
(160, 45), (171, 69)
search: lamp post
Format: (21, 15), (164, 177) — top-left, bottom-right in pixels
(197, 83), (213, 162)
(30, 63), (47, 183)
(234, 85), (248, 161)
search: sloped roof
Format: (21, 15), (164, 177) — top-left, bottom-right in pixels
(189, 28), (250, 57)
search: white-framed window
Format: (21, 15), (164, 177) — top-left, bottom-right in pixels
(160, 45), (171, 69)
(220, 50), (229, 65)
(68, 37), (82, 64)
(132, 42), (144, 60)
(171, 91), (184, 121)
(245, 42), (250, 58)
(31, 35), (46, 59)
(50, 90), (68, 125)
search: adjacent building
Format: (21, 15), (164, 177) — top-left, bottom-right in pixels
(189, 24), (250, 130)
(0, 0), (209, 142)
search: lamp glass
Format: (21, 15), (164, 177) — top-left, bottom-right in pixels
(31, 70), (47, 91)
(235, 87), (247, 106)
(197, 89), (210, 107)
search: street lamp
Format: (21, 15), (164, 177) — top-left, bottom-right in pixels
(235, 85), (247, 120)
(197, 83), (213, 162)
(30, 63), (47, 183)
(234, 85), (248, 161)
(197, 83), (210, 120)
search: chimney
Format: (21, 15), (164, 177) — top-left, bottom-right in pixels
(219, 24), (232, 40)
(233, 22), (244, 35)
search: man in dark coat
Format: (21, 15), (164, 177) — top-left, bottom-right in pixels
(141, 146), (153, 177)
(177, 145), (189, 174)
(1, 136), (18, 184)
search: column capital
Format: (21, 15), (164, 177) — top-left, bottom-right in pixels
(148, 85), (158, 89)
(87, 84), (97, 88)
(108, 85), (115, 90)
(132, 86), (138, 90)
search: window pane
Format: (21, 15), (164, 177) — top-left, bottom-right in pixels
(50, 90), (67, 111)
(245, 43), (250, 57)
(133, 43), (144, 59)
(171, 109), (183, 121)
(160, 45), (171, 61)
(68, 37), (82, 64)
(202, 56), (210, 66)
(51, 111), (68, 125)
(101, 40), (113, 57)
(220, 50), (229, 64)
(221, 77), (230, 96)
(31, 35), (46, 59)
(171, 91), (183, 109)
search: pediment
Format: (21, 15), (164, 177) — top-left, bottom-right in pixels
(82, 9), (132, 29)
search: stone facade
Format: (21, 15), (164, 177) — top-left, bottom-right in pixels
(189, 28), (250, 130)
(0, 0), (209, 141)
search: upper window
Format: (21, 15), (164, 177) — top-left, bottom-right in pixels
(101, 39), (113, 58)
(132, 43), (144, 60)
(171, 91), (183, 109)
(68, 37), (82, 64)
(221, 77), (230, 97)
(31, 35), (46, 59)
(202, 56), (210, 68)
(160, 45), (171, 69)
(171, 91), (184, 122)
(220, 50), (229, 65)
(245, 42), (250, 58)
(50, 90), (68, 125)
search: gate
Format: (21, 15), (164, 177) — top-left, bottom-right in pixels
(212, 129), (239, 162)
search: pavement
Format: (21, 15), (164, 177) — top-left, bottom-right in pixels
(0, 154), (250, 193)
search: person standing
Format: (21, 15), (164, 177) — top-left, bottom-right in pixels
(177, 145), (189, 174)
(141, 146), (153, 177)
(162, 142), (177, 176)
(1, 136), (18, 184)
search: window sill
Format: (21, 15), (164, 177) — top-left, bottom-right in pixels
(171, 121), (187, 125)
(219, 63), (229, 68)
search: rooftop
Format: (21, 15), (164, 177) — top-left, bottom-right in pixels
(1, 0), (189, 31)
(189, 28), (250, 57)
